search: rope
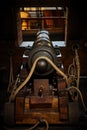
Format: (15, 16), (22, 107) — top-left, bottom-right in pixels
(67, 86), (87, 112)
(7, 56), (14, 93)
(26, 120), (40, 130)
(25, 119), (49, 130)
(67, 49), (80, 101)
(68, 59), (76, 76)
(75, 49), (80, 88)
(3, 119), (49, 130)
(67, 49), (80, 89)
(9, 56), (68, 102)
(9, 74), (20, 95)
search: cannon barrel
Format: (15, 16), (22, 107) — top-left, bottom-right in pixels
(28, 30), (58, 76)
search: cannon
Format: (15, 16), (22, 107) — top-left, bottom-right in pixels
(4, 30), (83, 127)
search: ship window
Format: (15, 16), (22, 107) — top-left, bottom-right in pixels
(17, 7), (68, 47)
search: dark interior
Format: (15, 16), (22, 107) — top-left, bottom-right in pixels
(0, 0), (87, 130)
